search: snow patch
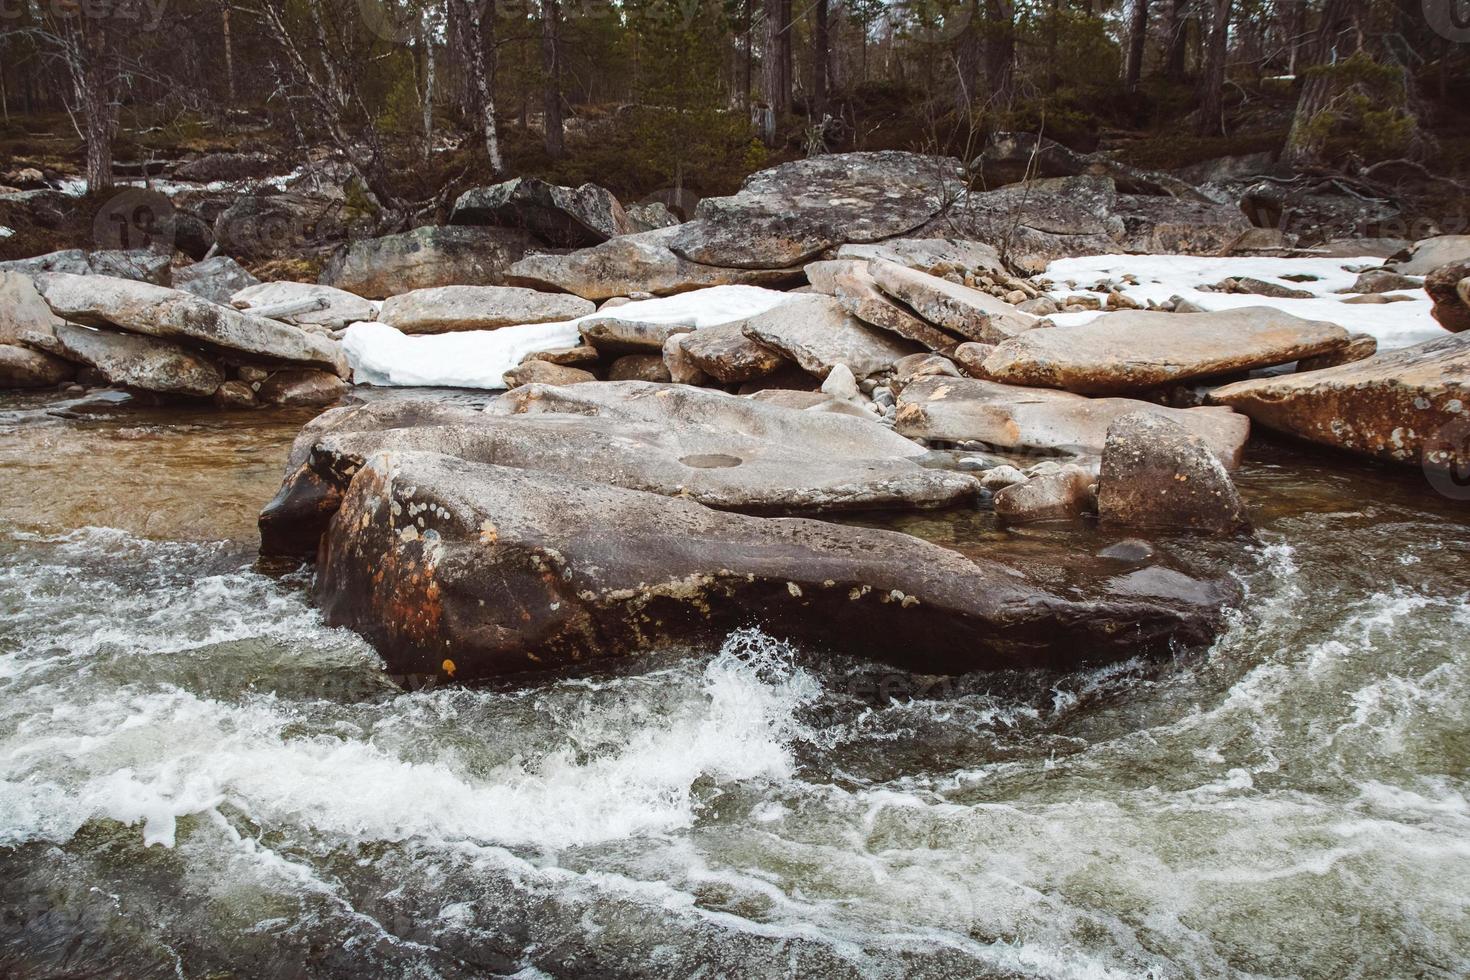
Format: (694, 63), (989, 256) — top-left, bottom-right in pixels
(343, 284), (803, 389)
(1042, 254), (1443, 350)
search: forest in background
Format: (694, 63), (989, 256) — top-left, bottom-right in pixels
(1, 0), (1468, 228)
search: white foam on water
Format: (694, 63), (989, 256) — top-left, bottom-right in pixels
(1042, 253), (1445, 349)
(342, 284), (802, 389)
(0, 623), (820, 853)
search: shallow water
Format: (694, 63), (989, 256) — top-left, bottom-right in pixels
(1, 389), (1468, 979)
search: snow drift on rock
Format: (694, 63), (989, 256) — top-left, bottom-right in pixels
(342, 284), (802, 389)
(1043, 254), (1441, 350)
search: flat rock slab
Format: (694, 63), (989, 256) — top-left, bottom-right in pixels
(981, 307), (1351, 395)
(678, 323), (790, 382)
(895, 377), (1250, 466)
(53, 322), (223, 396)
(314, 451), (1237, 681)
(579, 317), (694, 354)
(259, 393), (977, 557)
(231, 281), (373, 330)
(37, 273), (349, 377)
(740, 294), (922, 380)
(835, 238), (1004, 277)
(377, 285), (594, 334)
(320, 226), (531, 299)
(833, 265), (962, 350)
(451, 177), (634, 246)
(508, 227), (802, 300)
(1209, 331), (1470, 471)
(869, 260), (1037, 343)
(1388, 235), (1470, 276)
(669, 152), (965, 269)
(489, 380), (927, 459)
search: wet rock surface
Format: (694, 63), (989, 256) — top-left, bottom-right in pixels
(314, 450), (1236, 681)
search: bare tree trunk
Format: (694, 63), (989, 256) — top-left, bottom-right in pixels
(984, 0), (1015, 107)
(222, 5), (237, 107)
(953, 0), (980, 118)
(541, 0), (564, 157)
(1194, 0), (1231, 135)
(813, 0), (829, 118)
(1125, 0), (1150, 91)
(1163, 0), (1188, 80)
(420, 15), (437, 162)
(761, 0), (790, 135)
(461, 0), (504, 172)
(779, 0), (793, 109)
(1283, 0), (1351, 166)
(56, 20), (119, 192)
(742, 0), (753, 108)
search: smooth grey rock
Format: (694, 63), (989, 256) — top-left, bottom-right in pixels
(52, 322), (223, 396)
(980, 307), (1351, 395)
(232, 281), (374, 330)
(662, 332), (709, 385)
(502, 360), (597, 389)
(834, 238), (1003, 277)
(37, 273), (350, 376)
(869, 260), (1038, 343)
(607, 354), (671, 382)
(739, 294), (921, 380)
(994, 465), (1095, 524)
(833, 264), (961, 350)
(259, 391), (978, 557)
(1388, 235), (1470, 276)
(508, 226), (802, 301)
(488, 380), (928, 459)
(0, 270), (61, 346)
(377, 284), (593, 334)
(580, 317), (695, 354)
(895, 376), (1250, 466)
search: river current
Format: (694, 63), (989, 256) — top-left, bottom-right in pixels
(1, 389), (1467, 979)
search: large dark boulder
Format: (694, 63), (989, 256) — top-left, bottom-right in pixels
(314, 451), (1239, 682)
(451, 177), (635, 247)
(320, 225), (531, 299)
(213, 192), (350, 260)
(669, 152), (965, 269)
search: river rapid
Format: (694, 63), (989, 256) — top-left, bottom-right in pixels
(1, 388), (1467, 979)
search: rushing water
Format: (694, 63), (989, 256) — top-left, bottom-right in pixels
(1, 389), (1468, 979)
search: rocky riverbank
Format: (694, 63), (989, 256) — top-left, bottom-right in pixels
(2, 146), (1467, 684)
